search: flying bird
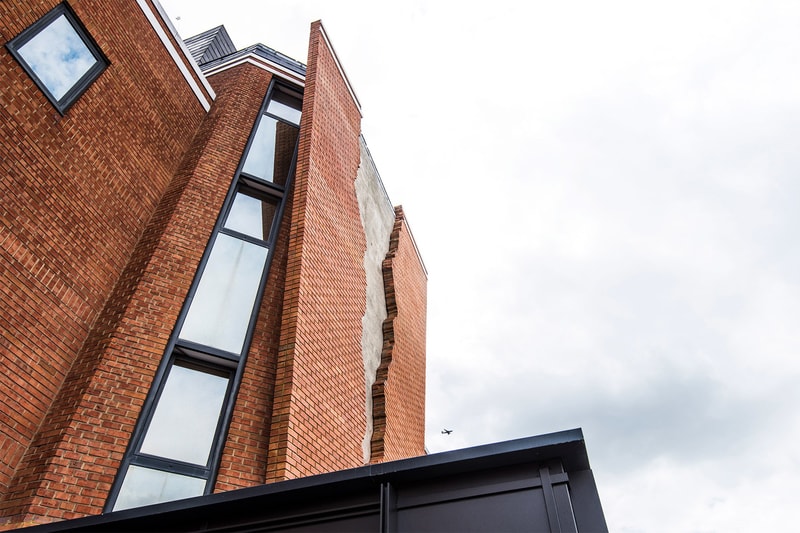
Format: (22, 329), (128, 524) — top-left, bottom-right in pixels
(441, 429), (453, 435)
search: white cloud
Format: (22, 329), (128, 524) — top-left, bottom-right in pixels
(161, 1), (800, 530)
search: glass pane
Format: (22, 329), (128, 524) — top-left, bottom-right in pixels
(179, 234), (268, 354)
(224, 192), (277, 241)
(18, 14), (98, 100)
(113, 465), (205, 511)
(267, 91), (302, 125)
(140, 363), (229, 465)
(241, 114), (299, 186)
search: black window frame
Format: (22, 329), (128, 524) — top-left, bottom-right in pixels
(116, 356), (235, 481)
(5, 2), (108, 115)
(239, 84), (303, 191)
(219, 185), (282, 246)
(106, 80), (303, 512)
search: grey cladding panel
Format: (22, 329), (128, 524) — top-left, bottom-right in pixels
(398, 488), (551, 532)
(184, 25), (236, 65)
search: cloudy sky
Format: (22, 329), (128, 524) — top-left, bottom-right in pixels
(160, 1), (800, 530)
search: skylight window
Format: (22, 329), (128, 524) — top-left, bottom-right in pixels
(6, 3), (107, 114)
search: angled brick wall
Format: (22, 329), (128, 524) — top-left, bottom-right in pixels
(0, 0), (207, 508)
(0, 60), (271, 527)
(267, 22), (366, 481)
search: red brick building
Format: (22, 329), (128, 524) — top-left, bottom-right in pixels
(0, 1), (426, 528)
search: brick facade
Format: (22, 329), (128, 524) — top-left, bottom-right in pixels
(1, 4), (426, 529)
(0, 0), (208, 520)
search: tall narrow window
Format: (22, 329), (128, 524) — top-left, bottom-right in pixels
(112, 361), (231, 511)
(240, 87), (301, 187)
(108, 83), (302, 511)
(139, 363), (230, 465)
(6, 3), (108, 114)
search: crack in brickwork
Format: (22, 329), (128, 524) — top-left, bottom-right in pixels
(369, 207), (427, 463)
(369, 209), (402, 462)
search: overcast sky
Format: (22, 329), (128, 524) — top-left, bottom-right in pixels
(160, 1), (800, 531)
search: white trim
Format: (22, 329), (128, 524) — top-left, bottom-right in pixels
(151, 0), (216, 99)
(136, 0), (213, 111)
(317, 23), (361, 116)
(202, 55), (305, 87)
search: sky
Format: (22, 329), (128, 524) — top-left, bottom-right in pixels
(159, 1), (800, 531)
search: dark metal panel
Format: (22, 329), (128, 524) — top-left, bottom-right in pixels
(258, 513), (380, 533)
(566, 469), (609, 533)
(380, 482), (397, 533)
(195, 44), (308, 77)
(395, 464), (547, 508)
(397, 488), (551, 532)
(552, 483), (579, 532)
(184, 25), (237, 65)
(539, 463), (578, 533)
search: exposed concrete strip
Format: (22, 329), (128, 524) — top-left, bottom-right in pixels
(355, 136), (395, 463)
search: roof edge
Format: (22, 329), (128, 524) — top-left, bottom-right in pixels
(23, 429), (592, 532)
(201, 50), (306, 87)
(147, 0), (216, 101)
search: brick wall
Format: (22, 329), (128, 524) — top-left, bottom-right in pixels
(0, 55), (271, 526)
(371, 208), (427, 461)
(1, 4), (428, 526)
(267, 21), (366, 481)
(381, 209), (427, 460)
(0, 0), (207, 511)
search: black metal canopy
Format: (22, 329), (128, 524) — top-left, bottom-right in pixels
(25, 428), (606, 532)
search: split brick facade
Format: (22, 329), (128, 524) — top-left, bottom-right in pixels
(0, 1), (426, 529)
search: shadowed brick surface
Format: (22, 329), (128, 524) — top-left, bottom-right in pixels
(0, 0), (209, 524)
(0, 45), (266, 527)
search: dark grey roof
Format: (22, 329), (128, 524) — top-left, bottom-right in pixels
(22, 429), (607, 532)
(183, 25), (306, 77)
(197, 42), (307, 77)
(184, 25), (236, 66)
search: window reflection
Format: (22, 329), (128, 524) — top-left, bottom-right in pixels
(241, 115), (298, 186)
(113, 465), (205, 511)
(140, 364), (229, 465)
(267, 93), (302, 125)
(224, 192), (277, 241)
(179, 234), (268, 354)
(18, 14), (98, 100)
